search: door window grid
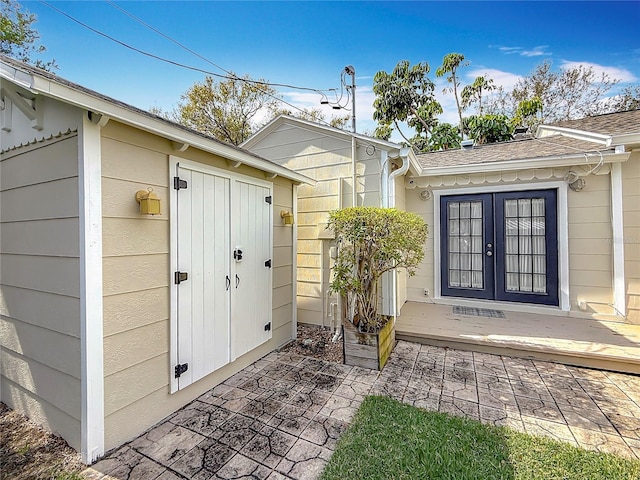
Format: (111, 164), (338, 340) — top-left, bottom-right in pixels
(448, 201), (484, 289)
(504, 198), (547, 293)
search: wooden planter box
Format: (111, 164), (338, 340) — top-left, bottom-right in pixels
(343, 318), (396, 370)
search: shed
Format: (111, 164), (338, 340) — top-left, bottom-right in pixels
(0, 56), (313, 463)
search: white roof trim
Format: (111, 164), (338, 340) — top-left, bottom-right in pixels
(1, 60), (315, 186)
(418, 151), (630, 177)
(535, 125), (613, 146)
(242, 114), (405, 152)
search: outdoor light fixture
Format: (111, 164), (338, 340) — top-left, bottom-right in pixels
(280, 210), (294, 225)
(135, 187), (161, 215)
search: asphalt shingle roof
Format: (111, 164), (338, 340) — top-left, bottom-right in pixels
(549, 109), (640, 135)
(416, 110), (639, 169)
(415, 135), (612, 168)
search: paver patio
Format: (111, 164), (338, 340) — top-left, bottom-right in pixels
(83, 341), (640, 479)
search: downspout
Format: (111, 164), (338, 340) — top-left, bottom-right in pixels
(384, 147), (411, 317)
(332, 177), (344, 343)
(351, 136), (357, 207)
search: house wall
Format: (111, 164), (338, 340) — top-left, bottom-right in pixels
(0, 134), (83, 450)
(100, 121), (295, 451)
(247, 123), (383, 325)
(622, 152), (640, 324)
(405, 168), (616, 316)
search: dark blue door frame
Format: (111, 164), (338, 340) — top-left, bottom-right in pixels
(440, 189), (559, 307)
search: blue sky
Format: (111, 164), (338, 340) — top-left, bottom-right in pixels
(22, 1), (640, 138)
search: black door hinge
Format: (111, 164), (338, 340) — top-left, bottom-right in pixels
(265, 195), (272, 204)
(264, 259), (272, 268)
(264, 322), (271, 332)
(174, 177), (188, 190)
(174, 363), (188, 378)
(174, 271), (189, 284)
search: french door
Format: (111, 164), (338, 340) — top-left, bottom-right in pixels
(440, 190), (558, 306)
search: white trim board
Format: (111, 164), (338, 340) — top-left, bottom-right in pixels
(432, 181), (570, 313)
(79, 113), (105, 464)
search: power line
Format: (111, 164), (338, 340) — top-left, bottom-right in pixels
(38, 1), (334, 98)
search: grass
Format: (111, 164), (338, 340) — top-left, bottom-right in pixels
(320, 396), (640, 480)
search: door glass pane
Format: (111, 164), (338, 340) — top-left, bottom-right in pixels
(448, 200), (483, 289)
(503, 196), (547, 293)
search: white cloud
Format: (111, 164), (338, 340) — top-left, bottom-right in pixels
(559, 60), (638, 83)
(465, 68), (523, 92)
(521, 45), (551, 57)
(495, 45), (551, 57)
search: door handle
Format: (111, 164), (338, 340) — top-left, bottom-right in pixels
(235, 274), (240, 288)
(226, 275), (231, 291)
(486, 251), (493, 257)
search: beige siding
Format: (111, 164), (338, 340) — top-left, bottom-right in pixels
(248, 123), (386, 325)
(0, 135), (81, 450)
(100, 121), (295, 450)
(568, 173), (613, 314)
(622, 153), (640, 324)
(406, 189), (435, 302)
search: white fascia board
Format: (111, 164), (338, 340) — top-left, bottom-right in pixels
(418, 151), (630, 177)
(20, 75), (315, 186)
(611, 133), (640, 148)
(535, 125), (613, 145)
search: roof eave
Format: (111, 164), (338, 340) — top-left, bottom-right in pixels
(417, 151), (631, 177)
(535, 124), (613, 146)
(243, 114), (406, 153)
(3, 66), (314, 186)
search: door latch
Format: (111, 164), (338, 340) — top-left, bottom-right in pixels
(233, 248), (243, 262)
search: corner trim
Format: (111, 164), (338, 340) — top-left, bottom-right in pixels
(610, 163), (626, 316)
(79, 113), (104, 463)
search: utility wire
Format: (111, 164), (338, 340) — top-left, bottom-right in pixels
(39, 1), (334, 96)
(38, 0), (351, 129)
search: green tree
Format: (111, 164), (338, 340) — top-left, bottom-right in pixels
(373, 60), (440, 145)
(177, 74), (280, 145)
(429, 122), (461, 151)
(512, 97), (543, 132)
(461, 76), (495, 115)
(465, 114), (513, 145)
(1, 0), (56, 70)
(329, 207), (427, 333)
(436, 53), (469, 135)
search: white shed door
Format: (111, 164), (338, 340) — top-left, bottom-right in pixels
(231, 180), (273, 360)
(175, 165), (231, 390)
(173, 162), (273, 391)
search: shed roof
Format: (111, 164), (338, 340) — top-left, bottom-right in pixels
(0, 55), (314, 185)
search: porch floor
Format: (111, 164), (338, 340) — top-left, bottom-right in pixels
(396, 302), (640, 375)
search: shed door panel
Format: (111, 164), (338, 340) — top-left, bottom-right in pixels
(176, 166), (230, 390)
(232, 180), (272, 360)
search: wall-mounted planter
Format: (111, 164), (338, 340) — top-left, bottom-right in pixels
(343, 318), (396, 370)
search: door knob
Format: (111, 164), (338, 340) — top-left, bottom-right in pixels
(486, 251), (493, 257)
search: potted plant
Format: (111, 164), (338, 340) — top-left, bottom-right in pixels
(328, 207), (428, 369)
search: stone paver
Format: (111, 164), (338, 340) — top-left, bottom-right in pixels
(83, 341), (640, 479)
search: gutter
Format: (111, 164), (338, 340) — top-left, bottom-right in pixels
(417, 150), (630, 177)
(387, 147), (411, 203)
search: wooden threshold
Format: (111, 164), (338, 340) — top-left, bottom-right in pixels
(397, 302), (640, 375)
